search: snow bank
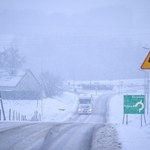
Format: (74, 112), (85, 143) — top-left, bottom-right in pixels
(91, 124), (122, 150)
(109, 94), (150, 150)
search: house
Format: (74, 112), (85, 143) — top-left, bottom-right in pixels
(0, 70), (42, 100)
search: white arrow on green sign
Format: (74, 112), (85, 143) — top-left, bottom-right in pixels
(124, 95), (145, 114)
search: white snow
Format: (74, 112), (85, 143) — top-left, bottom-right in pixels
(3, 99), (42, 121)
(1, 79), (150, 150)
(1, 92), (78, 122)
(42, 92), (78, 122)
(0, 70), (26, 87)
(109, 94), (150, 150)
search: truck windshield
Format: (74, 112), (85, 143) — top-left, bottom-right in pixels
(79, 99), (91, 104)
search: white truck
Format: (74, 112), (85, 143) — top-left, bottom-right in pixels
(77, 96), (93, 114)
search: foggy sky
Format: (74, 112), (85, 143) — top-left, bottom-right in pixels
(0, 0), (150, 80)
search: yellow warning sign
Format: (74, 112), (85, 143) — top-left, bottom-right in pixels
(141, 52), (150, 69)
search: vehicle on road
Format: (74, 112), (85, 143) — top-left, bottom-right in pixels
(77, 96), (93, 114)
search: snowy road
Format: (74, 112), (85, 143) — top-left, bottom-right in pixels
(0, 94), (118, 150)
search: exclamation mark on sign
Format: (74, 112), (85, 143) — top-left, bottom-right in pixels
(148, 57), (150, 63)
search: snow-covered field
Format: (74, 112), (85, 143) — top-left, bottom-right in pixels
(1, 92), (78, 122)
(42, 92), (78, 122)
(3, 99), (42, 121)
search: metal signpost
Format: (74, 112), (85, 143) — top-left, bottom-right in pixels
(141, 50), (150, 114)
(123, 95), (146, 126)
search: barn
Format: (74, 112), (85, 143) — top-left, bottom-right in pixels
(0, 70), (42, 100)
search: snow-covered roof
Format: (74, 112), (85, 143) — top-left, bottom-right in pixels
(0, 70), (26, 87)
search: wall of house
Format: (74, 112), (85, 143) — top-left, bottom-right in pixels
(1, 91), (42, 100)
(15, 71), (41, 92)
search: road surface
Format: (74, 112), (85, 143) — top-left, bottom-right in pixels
(0, 94), (118, 150)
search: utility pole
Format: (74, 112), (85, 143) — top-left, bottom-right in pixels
(147, 79), (149, 114)
(143, 71), (149, 114)
(0, 92), (6, 120)
(141, 47), (150, 114)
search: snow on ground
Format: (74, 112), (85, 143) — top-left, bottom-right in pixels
(1, 79), (150, 150)
(2, 99), (42, 121)
(1, 92), (78, 122)
(109, 94), (150, 150)
(91, 125), (122, 150)
(0, 122), (32, 132)
(42, 92), (78, 122)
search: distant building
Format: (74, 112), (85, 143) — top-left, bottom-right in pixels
(0, 70), (42, 100)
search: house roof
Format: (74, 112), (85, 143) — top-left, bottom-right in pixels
(0, 70), (27, 87)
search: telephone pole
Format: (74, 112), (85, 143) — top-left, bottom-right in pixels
(0, 92), (6, 120)
(141, 47), (150, 114)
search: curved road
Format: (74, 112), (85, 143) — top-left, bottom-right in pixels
(0, 94), (112, 150)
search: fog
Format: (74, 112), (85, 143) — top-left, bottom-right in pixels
(0, 0), (150, 80)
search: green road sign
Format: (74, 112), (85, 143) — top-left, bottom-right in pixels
(124, 95), (145, 114)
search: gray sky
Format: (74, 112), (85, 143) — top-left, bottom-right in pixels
(0, 0), (150, 80)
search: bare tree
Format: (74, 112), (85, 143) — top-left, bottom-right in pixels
(39, 71), (63, 98)
(0, 47), (25, 75)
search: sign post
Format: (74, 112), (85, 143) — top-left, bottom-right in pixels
(141, 51), (150, 114)
(123, 95), (146, 126)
